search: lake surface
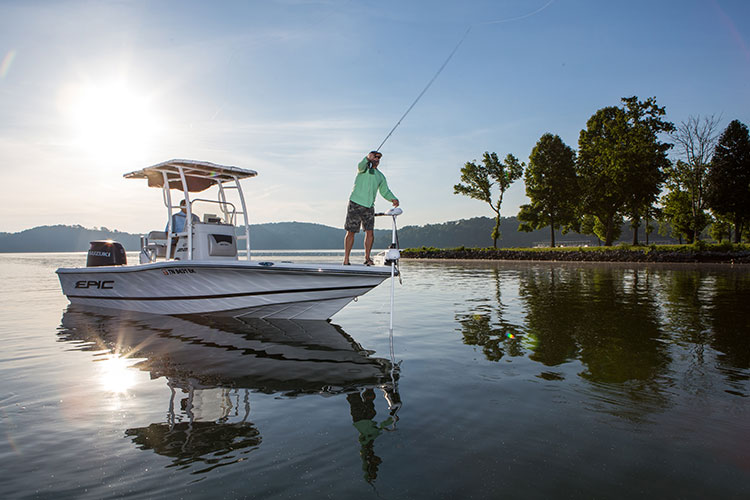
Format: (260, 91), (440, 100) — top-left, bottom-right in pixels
(1, 252), (749, 499)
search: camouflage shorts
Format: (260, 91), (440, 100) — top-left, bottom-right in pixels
(344, 200), (374, 233)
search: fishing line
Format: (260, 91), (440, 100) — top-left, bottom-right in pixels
(474, 0), (556, 26)
(374, 0), (555, 151)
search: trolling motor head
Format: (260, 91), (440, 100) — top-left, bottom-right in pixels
(374, 207), (403, 217)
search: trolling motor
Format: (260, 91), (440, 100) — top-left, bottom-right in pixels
(375, 207), (403, 336)
(374, 207), (402, 271)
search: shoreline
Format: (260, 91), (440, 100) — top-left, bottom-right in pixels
(400, 246), (750, 264)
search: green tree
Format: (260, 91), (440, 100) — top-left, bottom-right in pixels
(577, 96), (673, 246)
(580, 213), (621, 244)
(643, 204), (661, 244)
(517, 133), (579, 247)
(621, 96), (674, 245)
(706, 120), (750, 242)
(577, 106), (632, 245)
(709, 213), (732, 243)
(660, 189), (697, 242)
(454, 152), (524, 248)
(669, 115), (721, 241)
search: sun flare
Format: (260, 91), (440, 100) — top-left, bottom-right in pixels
(62, 79), (162, 159)
(97, 353), (138, 394)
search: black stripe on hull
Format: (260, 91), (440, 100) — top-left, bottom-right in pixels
(66, 284), (374, 302)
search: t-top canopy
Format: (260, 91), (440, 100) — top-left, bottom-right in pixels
(123, 159), (258, 192)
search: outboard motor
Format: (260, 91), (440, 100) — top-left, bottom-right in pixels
(87, 240), (127, 267)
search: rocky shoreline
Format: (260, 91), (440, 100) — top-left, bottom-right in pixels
(401, 247), (750, 264)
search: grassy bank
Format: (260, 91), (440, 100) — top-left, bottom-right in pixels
(401, 242), (750, 263)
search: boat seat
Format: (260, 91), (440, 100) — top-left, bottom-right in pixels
(145, 231), (168, 258)
(148, 231), (168, 241)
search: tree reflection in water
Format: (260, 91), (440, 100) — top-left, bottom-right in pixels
(57, 306), (401, 480)
(655, 268), (750, 393)
(546, 267), (670, 385)
(456, 268), (525, 362)
(455, 264), (750, 419)
(708, 273), (750, 375)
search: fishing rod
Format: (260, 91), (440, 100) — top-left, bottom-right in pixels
(375, 27), (471, 152)
(369, 0), (555, 369)
(373, 0), (555, 152)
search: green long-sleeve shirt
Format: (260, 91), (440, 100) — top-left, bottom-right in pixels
(349, 157), (397, 208)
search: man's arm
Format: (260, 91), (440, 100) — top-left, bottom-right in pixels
(378, 178), (399, 206)
(358, 157), (370, 173)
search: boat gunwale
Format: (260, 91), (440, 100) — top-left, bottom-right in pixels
(56, 260), (395, 277)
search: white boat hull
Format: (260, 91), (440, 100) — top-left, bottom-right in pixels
(56, 260), (394, 320)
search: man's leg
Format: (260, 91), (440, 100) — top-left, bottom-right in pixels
(344, 231), (355, 265)
(364, 230), (374, 264)
(343, 200), (358, 265)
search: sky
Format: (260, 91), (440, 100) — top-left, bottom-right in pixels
(1, 0), (749, 234)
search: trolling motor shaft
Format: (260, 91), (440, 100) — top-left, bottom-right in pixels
(374, 207), (402, 265)
(374, 207), (402, 285)
(374, 207), (403, 333)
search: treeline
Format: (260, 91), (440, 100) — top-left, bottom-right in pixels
(456, 96), (750, 247)
(0, 225), (142, 253)
(0, 218), (677, 253)
(0, 223), (349, 252)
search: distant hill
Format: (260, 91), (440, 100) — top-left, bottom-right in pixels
(0, 223), (378, 252)
(395, 217), (591, 248)
(0, 217), (677, 253)
(0, 225), (143, 253)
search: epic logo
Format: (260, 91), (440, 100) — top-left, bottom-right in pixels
(75, 280), (114, 289)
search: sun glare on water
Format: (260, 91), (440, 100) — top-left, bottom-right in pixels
(62, 79), (162, 160)
(97, 353), (138, 394)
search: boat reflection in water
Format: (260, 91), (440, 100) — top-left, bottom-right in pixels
(57, 306), (401, 480)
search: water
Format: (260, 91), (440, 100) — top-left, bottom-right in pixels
(1, 252), (749, 499)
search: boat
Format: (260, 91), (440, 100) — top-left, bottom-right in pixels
(56, 159), (400, 320)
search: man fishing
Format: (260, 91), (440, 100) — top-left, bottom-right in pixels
(343, 151), (399, 266)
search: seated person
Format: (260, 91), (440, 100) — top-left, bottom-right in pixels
(167, 199), (199, 234)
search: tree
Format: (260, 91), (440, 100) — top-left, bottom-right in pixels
(579, 213), (621, 244)
(454, 152), (524, 248)
(660, 189), (696, 242)
(577, 106), (628, 245)
(706, 120), (750, 242)
(620, 96), (674, 245)
(643, 204), (661, 244)
(577, 96), (673, 246)
(668, 115), (721, 240)
(517, 133), (579, 247)
(709, 213), (733, 243)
